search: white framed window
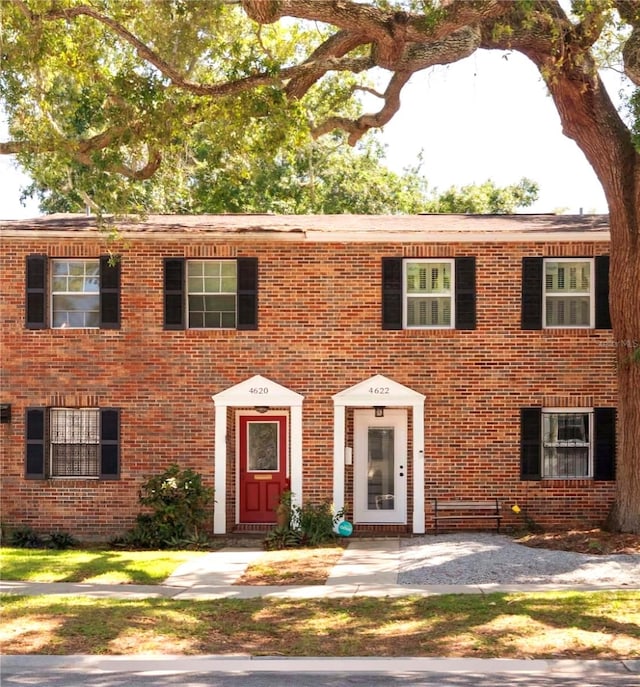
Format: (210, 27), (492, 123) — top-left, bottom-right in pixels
(187, 260), (237, 329)
(542, 409), (593, 478)
(543, 258), (594, 328)
(51, 259), (100, 328)
(403, 259), (454, 328)
(50, 408), (100, 477)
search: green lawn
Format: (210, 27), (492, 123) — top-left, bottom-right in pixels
(0, 547), (208, 585)
(1, 591), (638, 657)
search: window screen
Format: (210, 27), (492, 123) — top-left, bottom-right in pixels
(50, 408), (100, 477)
(542, 412), (591, 478)
(405, 261), (454, 327)
(544, 260), (592, 327)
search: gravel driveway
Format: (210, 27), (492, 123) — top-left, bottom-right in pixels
(398, 533), (640, 586)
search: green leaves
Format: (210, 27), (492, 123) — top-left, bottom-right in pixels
(424, 178), (539, 214)
(120, 464), (214, 549)
(2, 2), (542, 215)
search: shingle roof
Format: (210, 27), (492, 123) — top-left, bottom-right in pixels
(1, 213), (610, 242)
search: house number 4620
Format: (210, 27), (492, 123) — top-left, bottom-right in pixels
(249, 387), (269, 395)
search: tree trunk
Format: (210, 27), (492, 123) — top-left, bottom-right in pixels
(607, 207), (640, 532)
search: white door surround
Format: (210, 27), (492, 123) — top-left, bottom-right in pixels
(332, 374), (426, 534)
(212, 375), (304, 534)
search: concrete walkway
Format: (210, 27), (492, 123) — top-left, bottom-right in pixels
(2, 539), (639, 678)
(2, 538), (638, 600)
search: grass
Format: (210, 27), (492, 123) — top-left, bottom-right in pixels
(0, 548), (209, 585)
(1, 544), (344, 587)
(1, 591), (638, 657)
(235, 547), (344, 585)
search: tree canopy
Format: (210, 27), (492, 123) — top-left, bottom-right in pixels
(1, 1), (538, 216)
(19, 126), (539, 215)
(1, 0), (639, 532)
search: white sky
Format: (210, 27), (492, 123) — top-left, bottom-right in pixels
(0, 48), (623, 220)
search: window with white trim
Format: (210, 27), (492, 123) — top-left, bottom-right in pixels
(50, 408), (100, 477)
(543, 258), (594, 328)
(542, 410), (593, 478)
(51, 259), (100, 328)
(187, 260), (237, 329)
(404, 260), (454, 328)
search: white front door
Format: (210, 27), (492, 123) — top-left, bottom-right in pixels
(354, 409), (407, 524)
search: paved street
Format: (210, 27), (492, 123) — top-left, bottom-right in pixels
(2, 656), (639, 687)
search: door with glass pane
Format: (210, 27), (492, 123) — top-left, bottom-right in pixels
(354, 409), (407, 524)
(239, 415), (288, 523)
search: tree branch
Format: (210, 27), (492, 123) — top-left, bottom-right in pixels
(312, 70), (412, 145)
(284, 29), (370, 99)
(1, 123), (161, 180)
(0, 141), (26, 155)
(243, 0), (509, 42)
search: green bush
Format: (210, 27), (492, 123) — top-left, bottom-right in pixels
(9, 526), (45, 549)
(8, 526), (77, 549)
(265, 492), (344, 549)
(263, 525), (300, 550)
(293, 500), (344, 547)
(48, 531), (78, 549)
(121, 464), (214, 549)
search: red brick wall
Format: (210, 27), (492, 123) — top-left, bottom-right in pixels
(0, 232), (616, 538)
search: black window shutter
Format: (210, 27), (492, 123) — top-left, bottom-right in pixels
(594, 407), (616, 481)
(455, 257), (477, 330)
(520, 407), (542, 480)
(521, 257), (543, 330)
(164, 259), (185, 329)
(382, 258), (403, 330)
(100, 256), (121, 329)
(100, 408), (120, 479)
(595, 255), (611, 329)
(237, 258), (258, 330)
(25, 407), (46, 479)
(26, 255), (47, 329)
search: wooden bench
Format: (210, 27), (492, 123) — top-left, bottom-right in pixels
(433, 499), (501, 534)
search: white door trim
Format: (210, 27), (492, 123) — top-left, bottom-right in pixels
(212, 375), (304, 534)
(332, 374), (426, 534)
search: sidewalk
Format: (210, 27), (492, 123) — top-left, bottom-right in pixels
(2, 538), (638, 599)
(3, 653), (638, 678)
(2, 539), (638, 678)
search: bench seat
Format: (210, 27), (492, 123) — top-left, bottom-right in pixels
(433, 498), (501, 534)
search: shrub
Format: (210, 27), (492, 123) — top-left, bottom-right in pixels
(264, 525), (301, 550)
(9, 526), (45, 549)
(122, 464), (214, 549)
(292, 500), (344, 547)
(265, 493), (344, 549)
(48, 531), (78, 550)
(7, 527), (77, 549)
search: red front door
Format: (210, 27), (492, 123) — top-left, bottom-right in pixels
(239, 415), (288, 523)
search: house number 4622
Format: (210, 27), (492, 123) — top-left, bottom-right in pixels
(369, 387), (389, 394)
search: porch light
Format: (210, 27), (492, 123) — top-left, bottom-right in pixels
(374, 406), (385, 418)
(254, 406), (270, 414)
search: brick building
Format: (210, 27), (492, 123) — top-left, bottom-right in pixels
(0, 213), (617, 539)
